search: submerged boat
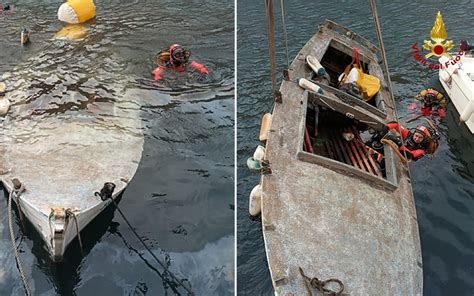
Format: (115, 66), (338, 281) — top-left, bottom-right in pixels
(439, 47), (474, 133)
(1, 89), (143, 262)
(251, 20), (422, 295)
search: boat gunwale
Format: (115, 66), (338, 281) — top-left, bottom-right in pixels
(323, 19), (380, 54)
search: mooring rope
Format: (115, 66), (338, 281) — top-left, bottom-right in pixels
(65, 209), (84, 257)
(96, 190), (194, 295)
(7, 182), (31, 296)
(13, 188), (27, 233)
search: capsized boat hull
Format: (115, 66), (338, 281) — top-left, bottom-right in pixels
(1, 107), (143, 262)
(259, 20), (422, 295)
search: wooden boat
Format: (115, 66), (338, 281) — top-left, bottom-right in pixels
(1, 89), (143, 262)
(439, 53), (474, 133)
(254, 20), (423, 295)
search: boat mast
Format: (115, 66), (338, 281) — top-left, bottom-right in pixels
(264, 0), (278, 99)
(368, 0), (394, 101)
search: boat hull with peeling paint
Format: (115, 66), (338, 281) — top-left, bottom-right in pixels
(258, 20), (422, 295)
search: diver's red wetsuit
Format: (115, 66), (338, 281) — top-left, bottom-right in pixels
(386, 122), (427, 161)
(153, 61), (208, 81)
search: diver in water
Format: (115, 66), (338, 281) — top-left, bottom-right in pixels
(461, 40), (474, 53)
(415, 88), (447, 117)
(381, 122), (440, 161)
(0, 3), (11, 12)
(152, 44), (208, 82)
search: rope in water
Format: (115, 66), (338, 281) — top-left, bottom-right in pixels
(98, 192), (194, 295)
(7, 183), (31, 296)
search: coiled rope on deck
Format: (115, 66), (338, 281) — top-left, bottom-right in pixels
(299, 267), (344, 296)
(7, 181), (31, 296)
(95, 186), (194, 295)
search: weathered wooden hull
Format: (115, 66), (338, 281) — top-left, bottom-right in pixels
(260, 21), (422, 295)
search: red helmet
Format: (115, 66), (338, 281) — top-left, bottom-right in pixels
(414, 125), (431, 138)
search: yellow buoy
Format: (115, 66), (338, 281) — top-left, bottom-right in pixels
(57, 0), (96, 24)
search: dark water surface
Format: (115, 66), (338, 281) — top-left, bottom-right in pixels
(0, 1), (234, 295)
(237, 0), (473, 295)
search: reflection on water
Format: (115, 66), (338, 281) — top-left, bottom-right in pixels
(0, 0), (233, 295)
(237, 0), (474, 295)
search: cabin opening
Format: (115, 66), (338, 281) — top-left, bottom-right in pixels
(303, 103), (387, 179)
(317, 41), (379, 108)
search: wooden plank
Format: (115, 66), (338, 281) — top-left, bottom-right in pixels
(348, 127), (375, 175)
(351, 126), (383, 177)
(304, 126), (314, 153)
(334, 130), (359, 169)
(324, 141), (336, 160)
(329, 134), (345, 163)
(312, 81), (387, 118)
(347, 139), (365, 171)
(331, 131), (353, 165)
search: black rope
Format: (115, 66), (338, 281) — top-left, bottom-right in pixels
(95, 186), (194, 295)
(7, 182), (31, 296)
(299, 267), (344, 296)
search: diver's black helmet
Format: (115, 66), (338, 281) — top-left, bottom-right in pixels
(169, 44), (190, 65)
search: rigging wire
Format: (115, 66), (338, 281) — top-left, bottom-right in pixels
(279, 0), (289, 67)
(264, 0), (278, 97)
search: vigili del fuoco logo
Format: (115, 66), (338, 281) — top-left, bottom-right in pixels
(412, 11), (464, 70)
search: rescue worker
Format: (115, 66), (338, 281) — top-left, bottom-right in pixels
(0, 3), (11, 12)
(415, 88), (447, 116)
(383, 122), (439, 161)
(152, 44), (208, 82)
